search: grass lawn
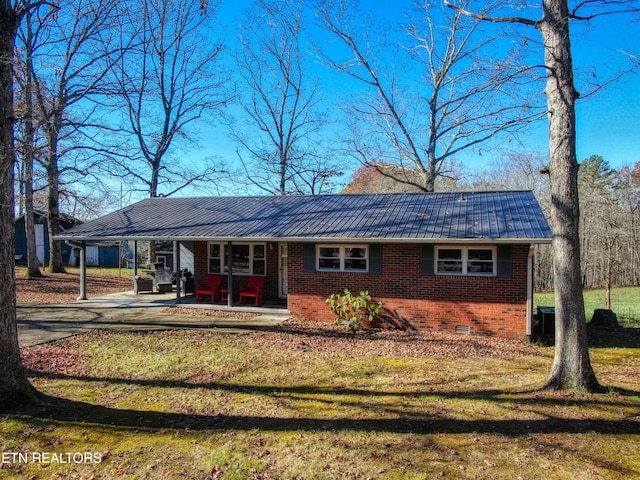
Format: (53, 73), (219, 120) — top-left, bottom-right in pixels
(2, 322), (639, 479)
(535, 286), (640, 327)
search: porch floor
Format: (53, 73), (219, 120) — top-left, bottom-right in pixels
(171, 291), (290, 315)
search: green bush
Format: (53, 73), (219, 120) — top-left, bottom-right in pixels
(326, 289), (383, 334)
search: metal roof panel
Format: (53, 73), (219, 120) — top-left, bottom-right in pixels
(57, 191), (552, 242)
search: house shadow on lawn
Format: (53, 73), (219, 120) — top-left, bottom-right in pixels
(18, 371), (640, 438)
(20, 394), (640, 438)
(587, 324), (640, 348)
(530, 325), (640, 349)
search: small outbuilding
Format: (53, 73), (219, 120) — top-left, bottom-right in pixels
(14, 210), (81, 266)
(56, 191), (552, 338)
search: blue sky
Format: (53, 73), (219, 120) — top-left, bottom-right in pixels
(547, 10), (640, 168)
(199, 0), (640, 195)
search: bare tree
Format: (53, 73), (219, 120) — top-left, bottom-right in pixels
(25, 0), (124, 273)
(232, 0), (338, 195)
(14, 4), (46, 278)
(315, 0), (544, 192)
(578, 156), (615, 288)
(472, 151), (550, 193)
(448, 0), (640, 391)
(106, 0), (228, 199)
(0, 0), (38, 410)
(578, 157), (639, 309)
(616, 162), (640, 286)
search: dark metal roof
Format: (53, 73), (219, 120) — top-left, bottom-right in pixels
(56, 191), (552, 243)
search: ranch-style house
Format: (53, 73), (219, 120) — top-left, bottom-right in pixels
(56, 191), (552, 339)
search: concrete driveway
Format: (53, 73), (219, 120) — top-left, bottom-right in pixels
(17, 291), (290, 347)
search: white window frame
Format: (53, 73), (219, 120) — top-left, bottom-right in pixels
(317, 244), (369, 272)
(435, 246), (496, 276)
(207, 242), (266, 276)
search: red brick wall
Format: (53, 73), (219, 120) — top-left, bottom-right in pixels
(193, 240), (531, 338)
(287, 243), (531, 338)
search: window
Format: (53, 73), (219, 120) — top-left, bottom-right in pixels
(317, 245), (368, 272)
(435, 246), (496, 276)
(208, 242), (266, 276)
(209, 244), (222, 273)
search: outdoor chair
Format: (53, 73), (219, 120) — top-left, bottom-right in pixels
(239, 276), (265, 306)
(195, 274), (222, 302)
(134, 276), (154, 295)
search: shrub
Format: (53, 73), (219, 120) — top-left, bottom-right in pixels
(326, 289), (383, 334)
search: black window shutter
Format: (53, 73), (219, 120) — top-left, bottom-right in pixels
(497, 245), (512, 278)
(303, 244), (316, 272)
(421, 244), (435, 275)
(369, 244), (382, 273)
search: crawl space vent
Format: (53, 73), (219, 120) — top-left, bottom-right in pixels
(455, 325), (471, 334)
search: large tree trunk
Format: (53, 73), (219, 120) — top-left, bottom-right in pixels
(23, 149), (41, 277)
(0, 0), (37, 410)
(45, 138), (66, 274)
(539, 0), (600, 391)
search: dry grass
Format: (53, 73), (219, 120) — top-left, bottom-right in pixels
(8, 268), (640, 479)
(1, 322), (638, 480)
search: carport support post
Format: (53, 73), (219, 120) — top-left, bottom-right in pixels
(77, 241), (87, 300)
(133, 241), (138, 276)
(227, 241), (233, 307)
(174, 241), (181, 303)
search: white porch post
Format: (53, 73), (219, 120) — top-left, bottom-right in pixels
(227, 241), (233, 307)
(133, 241), (138, 276)
(174, 241), (181, 303)
(77, 241), (87, 301)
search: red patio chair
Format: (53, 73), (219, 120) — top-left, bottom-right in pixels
(239, 276), (265, 306)
(195, 274), (222, 302)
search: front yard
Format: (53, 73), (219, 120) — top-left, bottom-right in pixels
(1, 320), (638, 479)
(5, 269), (639, 479)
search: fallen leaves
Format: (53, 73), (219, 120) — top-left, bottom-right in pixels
(16, 269), (130, 305)
(249, 318), (542, 360)
(21, 339), (91, 378)
(21, 316), (543, 384)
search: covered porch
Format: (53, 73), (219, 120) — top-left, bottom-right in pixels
(70, 239), (289, 311)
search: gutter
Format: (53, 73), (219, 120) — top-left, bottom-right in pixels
(55, 235), (553, 245)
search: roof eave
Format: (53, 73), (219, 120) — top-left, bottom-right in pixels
(56, 235), (552, 244)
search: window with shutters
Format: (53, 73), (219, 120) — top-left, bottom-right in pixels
(317, 245), (368, 272)
(435, 246), (496, 276)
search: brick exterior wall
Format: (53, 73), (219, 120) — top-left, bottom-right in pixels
(193, 241), (531, 338)
(287, 243), (531, 338)
(193, 241), (280, 303)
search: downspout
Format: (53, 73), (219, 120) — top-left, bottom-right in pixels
(526, 245), (535, 340)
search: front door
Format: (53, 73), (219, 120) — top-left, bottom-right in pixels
(278, 243), (288, 299)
